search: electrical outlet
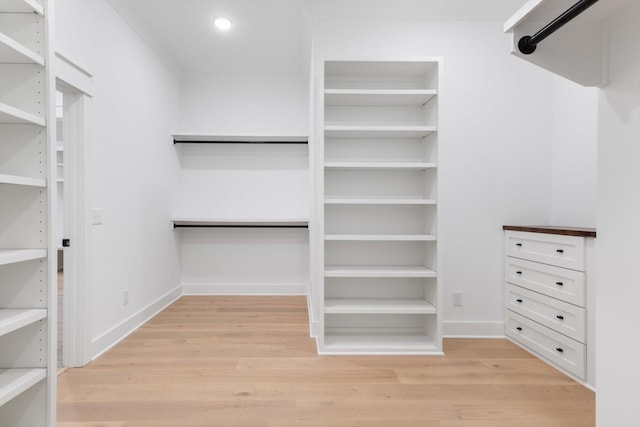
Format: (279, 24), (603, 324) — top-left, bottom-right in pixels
(123, 289), (129, 306)
(453, 292), (463, 307)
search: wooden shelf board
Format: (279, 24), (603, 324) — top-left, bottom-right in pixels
(0, 368), (46, 407)
(172, 133), (308, 143)
(321, 335), (440, 355)
(0, 249), (46, 266)
(325, 198), (436, 205)
(325, 125), (436, 139)
(325, 161), (436, 170)
(0, 173), (46, 187)
(0, 31), (44, 65)
(0, 0), (43, 14)
(0, 102), (45, 126)
(325, 298), (436, 314)
(0, 309), (46, 337)
(325, 234), (436, 241)
(324, 89), (437, 106)
(324, 265), (436, 278)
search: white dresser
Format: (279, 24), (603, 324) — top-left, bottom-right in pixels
(503, 226), (596, 389)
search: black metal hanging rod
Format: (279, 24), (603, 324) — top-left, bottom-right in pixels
(173, 224), (308, 229)
(173, 140), (308, 144)
(518, 0), (600, 55)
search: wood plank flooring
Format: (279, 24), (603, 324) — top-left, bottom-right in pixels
(57, 296), (594, 427)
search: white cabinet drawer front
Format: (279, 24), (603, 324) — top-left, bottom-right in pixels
(505, 231), (585, 271)
(506, 311), (585, 379)
(505, 257), (585, 306)
(506, 284), (586, 343)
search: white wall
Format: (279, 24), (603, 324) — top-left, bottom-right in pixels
(311, 20), (557, 335)
(175, 75), (310, 294)
(596, 4), (640, 426)
(56, 0), (182, 359)
(550, 75), (598, 227)
(179, 75), (309, 135)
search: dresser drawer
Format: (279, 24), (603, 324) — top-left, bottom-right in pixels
(506, 284), (586, 343)
(505, 257), (585, 306)
(506, 311), (585, 379)
(505, 231), (585, 271)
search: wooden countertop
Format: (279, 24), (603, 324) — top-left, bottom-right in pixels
(503, 225), (596, 238)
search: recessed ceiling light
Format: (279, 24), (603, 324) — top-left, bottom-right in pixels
(213, 16), (232, 32)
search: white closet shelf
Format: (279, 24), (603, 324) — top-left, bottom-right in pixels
(0, 309), (46, 337)
(0, 249), (46, 266)
(0, 173), (46, 187)
(172, 218), (309, 227)
(0, 369), (46, 407)
(325, 234), (436, 241)
(324, 265), (437, 278)
(0, 102), (45, 126)
(172, 133), (308, 144)
(325, 197), (436, 205)
(324, 89), (437, 106)
(0, 0), (43, 14)
(325, 298), (436, 314)
(0, 31), (44, 65)
(325, 125), (436, 139)
(321, 335), (440, 355)
(324, 161), (436, 170)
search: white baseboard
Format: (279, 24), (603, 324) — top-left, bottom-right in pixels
(90, 286), (183, 360)
(443, 320), (505, 338)
(182, 282), (309, 296)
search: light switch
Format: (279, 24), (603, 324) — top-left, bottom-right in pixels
(91, 208), (103, 225)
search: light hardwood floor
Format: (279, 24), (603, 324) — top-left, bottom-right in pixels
(57, 296), (594, 427)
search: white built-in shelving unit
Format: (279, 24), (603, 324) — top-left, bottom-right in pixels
(0, 0), (55, 425)
(172, 134), (310, 295)
(316, 59), (442, 355)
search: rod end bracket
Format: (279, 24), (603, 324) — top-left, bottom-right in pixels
(518, 36), (537, 55)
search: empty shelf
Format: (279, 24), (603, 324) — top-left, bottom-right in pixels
(324, 161), (436, 170)
(321, 335), (440, 355)
(0, 31), (44, 65)
(325, 198), (436, 205)
(325, 125), (436, 139)
(0, 309), (46, 337)
(0, 102), (45, 126)
(324, 265), (437, 278)
(0, 249), (46, 266)
(325, 298), (436, 314)
(0, 173), (46, 187)
(324, 234), (436, 241)
(0, 369), (46, 407)
(0, 0), (43, 14)
(324, 89), (437, 106)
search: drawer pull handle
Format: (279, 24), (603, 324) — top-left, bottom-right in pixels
(556, 315), (564, 320)
(556, 249), (564, 253)
(556, 347), (564, 353)
(516, 271), (523, 275)
(516, 327), (523, 331)
(516, 299), (523, 303)
(516, 243), (522, 247)
(555, 281), (564, 286)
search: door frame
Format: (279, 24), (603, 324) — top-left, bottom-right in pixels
(55, 52), (93, 368)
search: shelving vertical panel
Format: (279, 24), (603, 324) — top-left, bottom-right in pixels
(0, 0), (54, 425)
(318, 59), (441, 354)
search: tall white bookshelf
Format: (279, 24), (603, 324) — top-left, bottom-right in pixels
(316, 59), (442, 354)
(0, 0), (56, 425)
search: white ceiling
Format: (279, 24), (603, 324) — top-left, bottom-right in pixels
(106, 0), (528, 78)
